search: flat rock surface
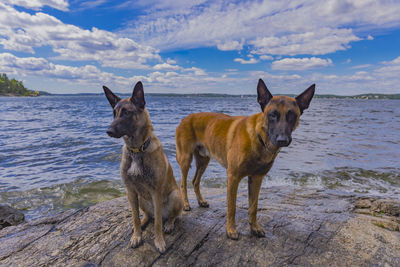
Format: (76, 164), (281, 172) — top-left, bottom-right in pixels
(0, 186), (399, 267)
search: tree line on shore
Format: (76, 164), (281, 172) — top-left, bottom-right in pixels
(0, 73), (37, 96)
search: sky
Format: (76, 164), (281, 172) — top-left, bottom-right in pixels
(1, 0), (400, 95)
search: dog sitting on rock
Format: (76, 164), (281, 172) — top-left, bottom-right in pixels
(103, 82), (183, 253)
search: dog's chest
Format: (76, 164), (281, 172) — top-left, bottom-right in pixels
(127, 156), (143, 176)
(126, 154), (156, 189)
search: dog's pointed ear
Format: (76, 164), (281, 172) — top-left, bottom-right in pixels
(257, 79), (273, 112)
(103, 86), (121, 108)
(131, 81), (145, 109)
(296, 84), (315, 114)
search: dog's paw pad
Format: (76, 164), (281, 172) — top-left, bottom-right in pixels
(183, 205), (191, 211)
(130, 235), (143, 248)
(198, 201), (209, 208)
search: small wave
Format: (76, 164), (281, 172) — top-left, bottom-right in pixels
(0, 178), (125, 221)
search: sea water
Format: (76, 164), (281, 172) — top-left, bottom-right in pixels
(1, 95), (399, 219)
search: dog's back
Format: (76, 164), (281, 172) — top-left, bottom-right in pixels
(176, 112), (248, 167)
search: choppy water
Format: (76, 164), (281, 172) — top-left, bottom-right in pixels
(1, 95), (399, 219)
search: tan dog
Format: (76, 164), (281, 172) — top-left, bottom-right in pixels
(103, 82), (183, 253)
(176, 79), (315, 239)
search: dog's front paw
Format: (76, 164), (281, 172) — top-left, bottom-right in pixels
(183, 204), (191, 211)
(198, 200), (209, 208)
(154, 237), (166, 253)
(250, 224), (266, 237)
(226, 228), (239, 240)
(130, 235), (143, 248)
(163, 221), (175, 234)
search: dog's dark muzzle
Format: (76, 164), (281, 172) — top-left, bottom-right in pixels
(106, 127), (122, 138)
(276, 135), (292, 147)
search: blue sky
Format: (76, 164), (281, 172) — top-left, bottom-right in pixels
(1, 0), (400, 95)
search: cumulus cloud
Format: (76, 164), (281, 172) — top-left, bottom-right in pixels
(250, 28), (359, 56)
(0, 52), (217, 93)
(153, 63), (181, 70)
(217, 40), (244, 51)
(271, 57), (333, 71)
(234, 58), (259, 64)
(0, 53), (129, 86)
(120, 0), (400, 55)
(2, 0), (69, 11)
(259, 55), (273, 61)
(0, 3), (160, 69)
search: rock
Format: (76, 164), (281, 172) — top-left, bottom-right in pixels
(0, 187), (399, 266)
(0, 204), (25, 230)
(372, 199), (400, 217)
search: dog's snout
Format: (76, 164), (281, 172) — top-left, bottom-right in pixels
(107, 128), (117, 137)
(276, 135), (291, 147)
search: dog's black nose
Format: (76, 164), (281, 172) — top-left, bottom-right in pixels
(276, 135), (291, 147)
(107, 128), (116, 137)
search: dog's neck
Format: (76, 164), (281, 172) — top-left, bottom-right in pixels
(255, 113), (279, 154)
(123, 126), (153, 151)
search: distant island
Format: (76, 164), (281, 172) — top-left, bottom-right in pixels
(0, 73), (49, 96)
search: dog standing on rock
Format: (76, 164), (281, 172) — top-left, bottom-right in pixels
(176, 79), (315, 240)
(103, 82), (183, 253)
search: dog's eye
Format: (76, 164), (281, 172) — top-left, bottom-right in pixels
(121, 109), (130, 116)
(286, 110), (297, 123)
(268, 110), (279, 120)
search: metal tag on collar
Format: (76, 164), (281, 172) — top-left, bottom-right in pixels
(130, 147), (141, 153)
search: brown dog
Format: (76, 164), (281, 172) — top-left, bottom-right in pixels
(176, 79), (315, 239)
(103, 82), (183, 253)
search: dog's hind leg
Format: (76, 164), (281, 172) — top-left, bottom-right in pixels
(138, 197), (153, 230)
(163, 188), (183, 234)
(177, 151), (193, 211)
(192, 147), (210, 208)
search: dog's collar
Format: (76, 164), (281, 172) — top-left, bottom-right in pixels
(127, 136), (151, 154)
(258, 134), (267, 148)
(257, 133), (277, 154)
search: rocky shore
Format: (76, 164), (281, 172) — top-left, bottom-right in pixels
(0, 186), (399, 266)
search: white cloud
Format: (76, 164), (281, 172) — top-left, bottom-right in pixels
(259, 55), (273, 61)
(153, 63), (181, 70)
(351, 64), (372, 69)
(2, 0), (69, 11)
(0, 52), (217, 93)
(217, 40), (244, 51)
(271, 57), (333, 71)
(234, 58), (259, 64)
(120, 0), (400, 56)
(367, 35), (374, 40)
(0, 53), (128, 86)
(0, 3), (160, 69)
(250, 28), (359, 56)
(166, 58), (177, 64)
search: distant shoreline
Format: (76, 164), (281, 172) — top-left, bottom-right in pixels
(3, 92), (398, 100)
